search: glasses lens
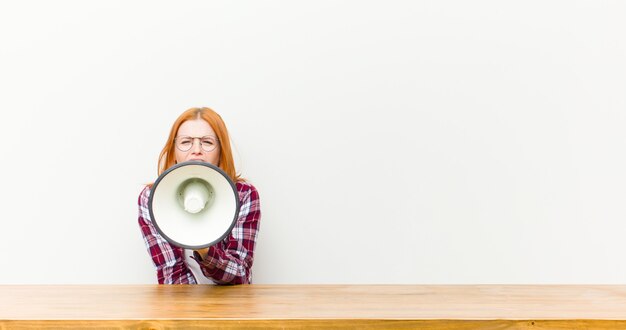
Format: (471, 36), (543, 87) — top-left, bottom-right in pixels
(175, 137), (193, 151)
(200, 137), (217, 152)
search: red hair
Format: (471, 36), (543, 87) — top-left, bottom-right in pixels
(154, 107), (242, 184)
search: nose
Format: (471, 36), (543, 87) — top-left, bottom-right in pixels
(191, 139), (203, 154)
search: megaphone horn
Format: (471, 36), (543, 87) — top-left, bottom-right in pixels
(148, 161), (241, 250)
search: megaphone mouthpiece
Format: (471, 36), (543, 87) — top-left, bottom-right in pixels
(184, 196), (205, 214)
(181, 179), (212, 214)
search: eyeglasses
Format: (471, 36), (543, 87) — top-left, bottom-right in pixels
(174, 136), (219, 152)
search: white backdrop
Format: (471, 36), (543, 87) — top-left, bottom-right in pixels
(0, 0), (625, 284)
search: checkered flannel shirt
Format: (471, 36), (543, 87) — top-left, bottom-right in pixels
(138, 181), (261, 285)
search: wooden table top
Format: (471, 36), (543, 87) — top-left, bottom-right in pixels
(2, 285), (626, 329)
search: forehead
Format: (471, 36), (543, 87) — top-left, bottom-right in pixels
(177, 119), (216, 137)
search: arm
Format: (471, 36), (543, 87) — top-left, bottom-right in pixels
(191, 182), (261, 285)
(137, 185), (196, 284)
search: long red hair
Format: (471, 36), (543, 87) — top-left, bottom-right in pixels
(153, 107), (242, 185)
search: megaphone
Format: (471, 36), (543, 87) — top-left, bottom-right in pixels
(148, 161), (241, 250)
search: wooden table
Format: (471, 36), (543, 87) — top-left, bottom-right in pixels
(1, 285), (626, 329)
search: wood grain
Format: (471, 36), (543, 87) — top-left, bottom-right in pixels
(1, 285), (626, 329)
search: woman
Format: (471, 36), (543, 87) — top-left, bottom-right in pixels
(138, 107), (261, 285)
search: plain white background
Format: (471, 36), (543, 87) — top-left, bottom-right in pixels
(0, 1), (625, 284)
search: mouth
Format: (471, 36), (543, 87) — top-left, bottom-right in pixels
(189, 158), (205, 162)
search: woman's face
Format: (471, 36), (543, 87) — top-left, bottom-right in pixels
(174, 119), (221, 166)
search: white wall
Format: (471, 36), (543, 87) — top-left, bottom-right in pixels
(1, 0), (625, 284)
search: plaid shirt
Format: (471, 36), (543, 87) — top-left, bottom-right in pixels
(138, 181), (261, 285)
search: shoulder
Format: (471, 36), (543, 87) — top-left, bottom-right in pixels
(236, 181), (260, 203)
(138, 185), (152, 207)
(235, 181), (261, 221)
(236, 180), (257, 193)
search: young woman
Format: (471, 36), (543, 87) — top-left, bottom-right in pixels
(138, 107), (261, 285)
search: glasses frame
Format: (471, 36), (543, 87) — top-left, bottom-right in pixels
(174, 135), (219, 152)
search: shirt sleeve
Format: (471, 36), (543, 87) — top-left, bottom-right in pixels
(137, 185), (197, 284)
(191, 182), (261, 285)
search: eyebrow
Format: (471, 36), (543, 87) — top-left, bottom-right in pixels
(176, 135), (217, 138)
